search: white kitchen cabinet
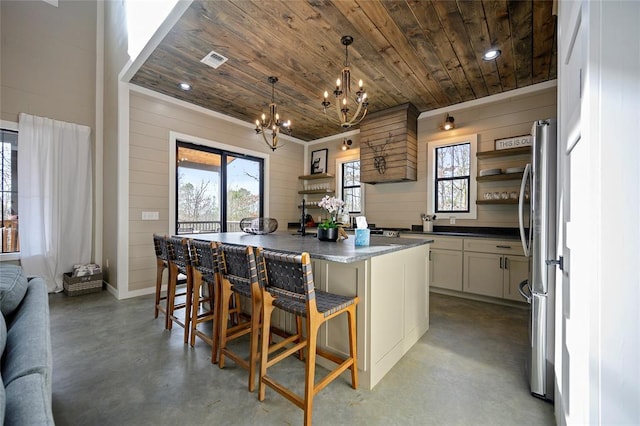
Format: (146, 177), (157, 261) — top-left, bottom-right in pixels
(429, 236), (463, 291)
(463, 238), (529, 300)
(502, 255), (530, 302)
(463, 251), (505, 297)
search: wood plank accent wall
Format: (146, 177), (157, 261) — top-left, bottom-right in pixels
(360, 103), (419, 184)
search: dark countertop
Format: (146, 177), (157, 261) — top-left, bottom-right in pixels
(182, 232), (433, 264)
(403, 225), (523, 240)
(402, 230), (521, 240)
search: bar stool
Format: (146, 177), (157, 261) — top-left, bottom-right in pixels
(166, 236), (194, 344)
(187, 239), (220, 361)
(153, 234), (188, 325)
(216, 243), (263, 392)
(256, 249), (359, 426)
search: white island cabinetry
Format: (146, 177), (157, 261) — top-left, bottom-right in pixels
(311, 244), (430, 389)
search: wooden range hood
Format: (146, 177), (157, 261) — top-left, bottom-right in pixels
(359, 103), (418, 184)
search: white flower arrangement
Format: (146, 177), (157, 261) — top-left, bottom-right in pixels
(318, 195), (345, 229)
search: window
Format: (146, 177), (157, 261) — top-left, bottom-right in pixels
(335, 153), (363, 218)
(1, 128), (19, 254)
(427, 134), (477, 220)
(176, 141), (264, 234)
(435, 143), (470, 213)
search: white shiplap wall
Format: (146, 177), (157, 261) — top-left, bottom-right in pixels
(128, 90), (303, 293)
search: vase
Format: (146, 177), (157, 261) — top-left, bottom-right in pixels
(317, 227), (339, 242)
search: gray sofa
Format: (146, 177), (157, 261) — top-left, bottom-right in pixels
(0, 264), (53, 425)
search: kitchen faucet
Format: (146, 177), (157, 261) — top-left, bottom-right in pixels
(300, 198), (306, 236)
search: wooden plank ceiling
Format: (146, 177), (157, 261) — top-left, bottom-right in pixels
(131, 0), (557, 142)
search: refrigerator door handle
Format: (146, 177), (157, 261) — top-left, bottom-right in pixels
(546, 256), (564, 271)
(518, 279), (532, 303)
(519, 163), (532, 257)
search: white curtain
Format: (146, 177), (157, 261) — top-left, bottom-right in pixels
(17, 113), (92, 293)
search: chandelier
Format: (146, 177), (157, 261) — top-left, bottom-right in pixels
(255, 76), (291, 151)
(322, 35), (369, 129)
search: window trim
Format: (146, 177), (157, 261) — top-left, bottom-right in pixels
(426, 133), (477, 220)
(1, 120), (20, 261)
(169, 131), (270, 235)
(336, 152), (364, 216)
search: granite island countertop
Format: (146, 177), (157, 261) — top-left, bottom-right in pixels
(183, 232), (433, 264)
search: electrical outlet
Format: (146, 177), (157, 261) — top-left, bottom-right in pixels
(449, 216), (456, 225)
(105, 258), (109, 268)
(142, 211), (159, 220)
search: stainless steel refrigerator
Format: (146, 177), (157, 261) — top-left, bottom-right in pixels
(518, 118), (557, 401)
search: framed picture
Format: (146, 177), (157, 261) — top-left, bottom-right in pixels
(310, 148), (328, 174)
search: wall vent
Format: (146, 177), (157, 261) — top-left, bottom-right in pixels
(201, 50), (228, 69)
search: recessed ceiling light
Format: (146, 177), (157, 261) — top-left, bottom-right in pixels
(483, 48), (501, 61)
(179, 82), (191, 91)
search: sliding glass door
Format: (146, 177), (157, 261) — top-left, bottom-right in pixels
(176, 142), (263, 234)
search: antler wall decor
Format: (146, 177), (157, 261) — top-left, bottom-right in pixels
(365, 133), (393, 174)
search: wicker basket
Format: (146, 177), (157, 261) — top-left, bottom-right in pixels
(240, 217), (278, 235)
(63, 272), (103, 296)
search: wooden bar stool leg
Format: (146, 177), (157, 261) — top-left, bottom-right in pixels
(218, 279), (233, 369)
(154, 259), (165, 318)
(347, 306), (358, 388)
(303, 319), (319, 426)
(189, 271), (202, 347)
(248, 289), (262, 392)
(296, 316), (305, 360)
(258, 291), (275, 402)
(211, 275), (221, 364)
(183, 272), (193, 344)
(166, 265), (178, 330)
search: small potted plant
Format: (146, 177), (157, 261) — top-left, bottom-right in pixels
(317, 195), (345, 242)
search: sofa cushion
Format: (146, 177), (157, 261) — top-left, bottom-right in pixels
(0, 264), (29, 317)
(0, 373), (5, 426)
(2, 278), (51, 389)
(0, 312), (6, 356)
(4, 373), (54, 426)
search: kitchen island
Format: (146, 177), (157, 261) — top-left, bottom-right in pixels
(184, 231), (432, 390)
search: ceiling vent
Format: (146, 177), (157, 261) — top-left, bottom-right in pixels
(201, 50), (228, 69)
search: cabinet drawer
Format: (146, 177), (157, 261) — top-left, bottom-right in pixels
(430, 236), (463, 251)
(463, 238), (524, 256)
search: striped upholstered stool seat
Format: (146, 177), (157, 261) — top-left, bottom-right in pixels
(268, 287), (356, 318)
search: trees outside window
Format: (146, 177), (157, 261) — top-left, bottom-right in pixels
(176, 142), (263, 233)
(435, 143), (470, 213)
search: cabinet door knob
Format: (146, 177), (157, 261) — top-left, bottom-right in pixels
(496, 245), (511, 249)
(499, 257), (504, 269)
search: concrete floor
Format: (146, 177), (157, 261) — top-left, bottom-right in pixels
(49, 291), (555, 425)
